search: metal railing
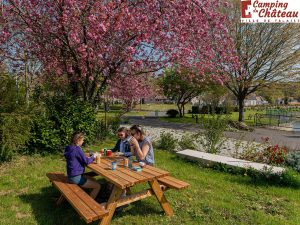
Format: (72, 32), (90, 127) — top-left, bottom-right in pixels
(254, 113), (299, 127)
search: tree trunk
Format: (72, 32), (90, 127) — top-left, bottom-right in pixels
(177, 103), (183, 117)
(238, 97), (245, 122)
(182, 103), (185, 117)
(24, 62), (30, 107)
(70, 81), (80, 98)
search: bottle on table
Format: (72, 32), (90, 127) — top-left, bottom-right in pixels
(128, 156), (133, 168)
(124, 158), (129, 167)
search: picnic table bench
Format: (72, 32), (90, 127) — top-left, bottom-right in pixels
(47, 156), (189, 225)
(46, 172), (108, 224)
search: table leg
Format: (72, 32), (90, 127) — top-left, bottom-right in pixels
(126, 187), (132, 195)
(99, 185), (123, 225)
(149, 179), (174, 216)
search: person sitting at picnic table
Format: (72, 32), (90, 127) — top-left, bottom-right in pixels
(64, 132), (101, 199)
(129, 125), (155, 166)
(110, 127), (132, 154)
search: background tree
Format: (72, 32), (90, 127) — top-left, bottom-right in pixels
(200, 82), (228, 110)
(160, 68), (207, 117)
(1, 0), (235, 105)
(224, 1), (300, 121)
(109, 74), (153, 113)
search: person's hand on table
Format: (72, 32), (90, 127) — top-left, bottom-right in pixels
(93, 152), (100, 158)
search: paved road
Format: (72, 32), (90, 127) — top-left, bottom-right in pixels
(125, 116), (300, 151)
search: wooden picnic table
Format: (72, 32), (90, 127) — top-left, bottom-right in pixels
(87, 156), (175, 225)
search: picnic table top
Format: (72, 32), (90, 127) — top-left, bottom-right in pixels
(87, 156), (170, 189)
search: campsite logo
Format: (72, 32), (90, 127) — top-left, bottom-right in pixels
(241, 0), (300, 23)
(241, 0), (252, 18)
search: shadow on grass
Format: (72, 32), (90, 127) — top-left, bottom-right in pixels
(114, 200), (163, 219)
(19, 186), (95, 225)
(19, 185), (163, 225)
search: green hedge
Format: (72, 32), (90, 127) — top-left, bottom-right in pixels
(0, 113), (31, 162)
(27, 96), (97, 153)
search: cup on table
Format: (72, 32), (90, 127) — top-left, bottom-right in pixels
(124, 158), (129, 167)
(106, 150), (113, 157)
(111, 161), (117, 170)
(96, 155), (101, 164)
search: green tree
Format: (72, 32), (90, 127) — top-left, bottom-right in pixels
(201, 82), (228, 110)
(0, 72), (26, 113)
(160, 68), (206, 117)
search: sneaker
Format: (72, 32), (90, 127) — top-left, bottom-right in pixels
(115, 204), (129, 213)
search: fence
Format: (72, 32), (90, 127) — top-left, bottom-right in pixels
(254, 113), (300, 128)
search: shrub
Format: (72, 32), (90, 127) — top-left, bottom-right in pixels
(0, 73), (26, 113)
(212, 163), (300, 188)
(285, 151), (300, 172)
(196, 114), (228, 154)
(166, 109), (179, 118)
(95, 120), (111, 140)
(238, 142), (263, 162)
(157, 132), (177, 151)
(247, 168), (300, 188)
(109, 117), (121, 134)
(178, 134), (196, 150)
(27, 96), (97, 153)
(0, 113), (31, 162)
(199, 105), (231, 114)
(95, 117), (121, 140)
(240, 141), (288, 166)
(263, 144), (288, 165)
(191, 106), (200, 114)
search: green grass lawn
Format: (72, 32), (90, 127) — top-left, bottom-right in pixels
(133, 103), (192, 112)
(161, 110), (266, 126)
(100, 103), (190, 113)
(96, 110), (146, 120)
(1, 138), (300, 225)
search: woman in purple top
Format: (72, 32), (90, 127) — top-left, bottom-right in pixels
(64, 132), (101, 199)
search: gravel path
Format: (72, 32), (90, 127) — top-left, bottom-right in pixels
(125, 116), (300, 151)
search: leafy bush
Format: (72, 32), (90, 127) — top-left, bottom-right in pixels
(196, 114), (228, 154)
(94, 120), (111, 140)
(157, 132), (177, 151)
(27, 96), (97, 153)
(191, 106), (200, 114)
(0, 113), (31, 162)
(166, 109), (179, 118)
(212, 163), (300, 188)
(0, 73), (26, 113)
(239, 144), (263, 162)
(109, 117), (121, 134)
(247, 168), (300, 188)
(178, 134), (196, 150)
(263, 144), (288, 165)
(95, 117), (121, 140)
(285, 151), (300, 172)
(240, 142), (288, 166)
(200, 105), (231, 114)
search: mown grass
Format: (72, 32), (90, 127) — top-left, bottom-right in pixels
(1, 139), (300, 225)
(161, 110), (266, 126)
(133, 103), (192, 112)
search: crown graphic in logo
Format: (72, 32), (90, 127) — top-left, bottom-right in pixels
(241, 0), (252, 18)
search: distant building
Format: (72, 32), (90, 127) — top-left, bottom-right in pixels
(244, 95), (269, 106)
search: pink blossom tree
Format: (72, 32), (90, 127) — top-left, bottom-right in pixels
(109, 74), (153, 113)
(0, 0), (235, 105)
